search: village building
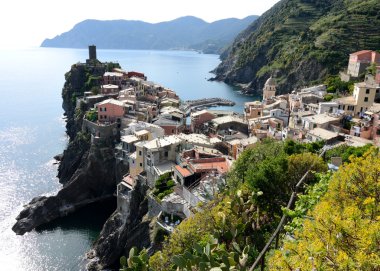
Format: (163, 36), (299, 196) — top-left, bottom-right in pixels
(346, 50), (380, 78)
(244, 101), (264, 120)
(153, 116), (185, 135)
(208, 115), (248, 136)
(100, 84), (119, 95)
(103, 71), (125, 86)
(96, 99), (126, 123)
(335, 80), (378, 116)
(190, 110), (217, 133)
(306, 127), (340, 143)
(142, 135), (184, 187)
(301, 113), (340, 131)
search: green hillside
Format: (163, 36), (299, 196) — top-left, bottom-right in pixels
(214, 0), (380, 94)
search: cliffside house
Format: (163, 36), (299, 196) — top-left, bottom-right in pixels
(100, 84), (119, 95)
(143, 135), (184, 187)
(103, 71), (125, 86)
(96, 99), (125, 123)
(347, 50), (380, 78)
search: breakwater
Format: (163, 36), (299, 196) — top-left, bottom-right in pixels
(180, 98), (235, 116)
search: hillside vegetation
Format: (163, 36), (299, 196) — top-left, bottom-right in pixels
(214, 0), (380, 93)
(118, 142), (379, 271)
(41, 16), (258, 54)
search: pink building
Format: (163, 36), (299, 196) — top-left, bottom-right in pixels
(96, 99), (125, 123)
(347, 50), (380, 77)
(190, 110), (216, 132)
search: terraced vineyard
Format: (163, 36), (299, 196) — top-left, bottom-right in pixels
(215, 0), (380, 93)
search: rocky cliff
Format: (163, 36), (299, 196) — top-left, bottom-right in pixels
(13, 61), (113, 234)
(12, 139), (117, 235)
(86, 181), (152, 270)
(214, 0), (380, 94)
(12, 59), (156, 271)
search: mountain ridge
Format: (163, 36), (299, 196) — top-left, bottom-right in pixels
(214, 0), (380, 94)
(41, 16), (258, 54)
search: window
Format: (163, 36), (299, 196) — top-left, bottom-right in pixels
(366, 89), (370, 94)
(104, 107), (107, 112)
(172, 129), (175, 133)
(258, 111), (261, 116)
(376, 89), (380, 94)
(139, 163), (142, 167)
(99, 108), (102, 112)
(342, 105), (346, 110)
(364, 97), (369, 102)
(165, 151), (168, 157)
(139, 151), (142, 156)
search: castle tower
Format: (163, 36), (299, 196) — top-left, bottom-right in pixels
(262, 77), (276, 101)
(88, 45), (97, 60)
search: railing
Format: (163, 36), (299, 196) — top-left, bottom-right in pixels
(248, 147), (327, 271)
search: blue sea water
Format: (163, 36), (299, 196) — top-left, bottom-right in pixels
(0, 48), (255, 270)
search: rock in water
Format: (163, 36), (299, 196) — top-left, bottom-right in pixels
(12, 143), (116, 235)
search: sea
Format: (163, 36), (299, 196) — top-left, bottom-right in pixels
(0, 48), (256, 270)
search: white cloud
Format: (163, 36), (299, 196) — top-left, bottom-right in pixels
(0, 0), (280, 48)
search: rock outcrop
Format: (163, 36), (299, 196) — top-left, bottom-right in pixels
(86, 181), (152, 270)
(12, 142), (117, 235)
(13, 61), (112, 234)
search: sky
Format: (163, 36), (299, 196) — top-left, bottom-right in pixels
(0, 0), (280, 48)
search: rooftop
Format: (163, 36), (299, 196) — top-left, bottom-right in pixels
(144, 135), (183, 150)
(96, 98), (125, 107)
(191, 109), (211, 117)
(334, 96), (357, 106)
(101, 84), (119, 89)
(121, 135), (139, 143)
(191, 160), (229, 174)
(178, 133), (219, 146)
(240, 136), (259, 147)
(154, 161), (176, 176)
(302, 113), (340, 125)
(153, 117), (182, 126)
(104, 72), (123, 77)
(367, 103), (380, 114)
(211, 115), (246, 126)
(307, 128), (338, 140)
(350, 50), (373, 56)
(135, 129), (149, 136)
(355, 81), (378, 88)
(175, 165), (192, 178)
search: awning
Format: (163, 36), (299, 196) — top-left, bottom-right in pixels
(364, 111), (374, 115)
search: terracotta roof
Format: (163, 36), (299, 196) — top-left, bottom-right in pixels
(350, 50), (373, 56)
(175, 165), (192, 177)
(192, 161), (229, 174)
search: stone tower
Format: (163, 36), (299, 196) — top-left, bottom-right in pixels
(89, 45), (97, 60)
(262, 77), (276, 101)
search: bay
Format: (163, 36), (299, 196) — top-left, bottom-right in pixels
(0, 47), (255, 270)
